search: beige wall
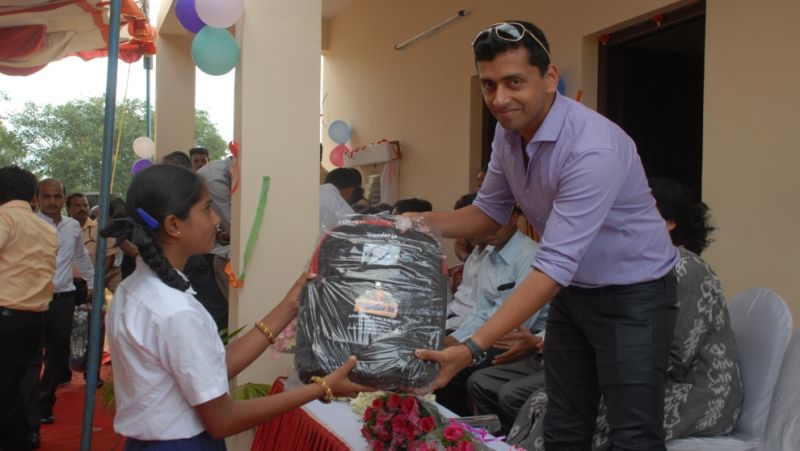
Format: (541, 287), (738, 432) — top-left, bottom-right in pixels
(703, 0), (800, 328)
(324, 0), (800, 327)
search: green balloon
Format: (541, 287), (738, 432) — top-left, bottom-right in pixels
(192, 26), (240, 76)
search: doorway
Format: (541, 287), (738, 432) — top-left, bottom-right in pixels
(599, 1), (706, 200)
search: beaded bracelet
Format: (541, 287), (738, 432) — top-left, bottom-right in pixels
(254, 320), (274, 344)
(310, 376), (334, 403)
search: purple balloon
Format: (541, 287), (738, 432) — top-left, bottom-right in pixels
(131, 159), (153, 174)
(176, 0), (206, 33)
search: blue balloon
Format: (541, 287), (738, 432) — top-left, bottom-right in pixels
(557, 78), (566, 95)
(191, 27), (240, 76)
(328, 120), (351, 144)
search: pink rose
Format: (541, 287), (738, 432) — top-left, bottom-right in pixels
(419, 416), (436, 432)
(371, 440), (385, 451)
(378, 430), (391, 442)
(443, 423), (464, 441)
(387, 394), (401, 410)
(401, 396), (418, 414)
(458, 441), (474, 451)
(364, 407), (375, 422)
(361, 427), (372, 439)
(373, 398), (385, 410)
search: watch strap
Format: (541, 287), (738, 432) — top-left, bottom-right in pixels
(462, 337), (486, 365)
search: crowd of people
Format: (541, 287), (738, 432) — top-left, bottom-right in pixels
(0, 19), (747, 451)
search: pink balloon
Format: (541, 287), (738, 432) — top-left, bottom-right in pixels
(329, 144), (347, 167)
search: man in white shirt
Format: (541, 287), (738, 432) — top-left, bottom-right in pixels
(446, 210), (548, 345)
(447, 240), (491, 332)
(319, 168), (358, 232)
(31, 178), (94, 425)
(67, 193), (117, 298)
(437, 208), (548, 415)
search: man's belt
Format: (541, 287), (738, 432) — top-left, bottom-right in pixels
(0, 306), (43, 318)
(52, 291), (76, 300)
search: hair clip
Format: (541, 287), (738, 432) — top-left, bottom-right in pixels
(136, 207), (159, 229)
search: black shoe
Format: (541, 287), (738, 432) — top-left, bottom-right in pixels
(30, 430), (41, 449)
(40, 412), (54, 425)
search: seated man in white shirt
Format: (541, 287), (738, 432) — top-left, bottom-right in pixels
(437, 207), (548, 415)
(447, 193), (491, 333)
(319, 168), (359, 231)
(447, 239), (491, 333)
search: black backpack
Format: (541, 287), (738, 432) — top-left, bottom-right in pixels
(295, 215), (447, 391)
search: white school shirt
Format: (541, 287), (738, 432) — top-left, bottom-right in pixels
(107, 258), (228, 440)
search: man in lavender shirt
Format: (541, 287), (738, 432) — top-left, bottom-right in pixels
(413, 21), (678, 450)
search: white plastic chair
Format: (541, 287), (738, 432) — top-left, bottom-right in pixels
(667, 288), (793, 451)
(762, 328), (800, 451)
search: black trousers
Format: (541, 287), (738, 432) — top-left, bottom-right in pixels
(435, 347), (501, 416)
(38, 293), (76, 415)
(183, 254), (229, 332)
(72, 278), (105, 380)
(0, 308), (43, 451)
(543, 274), (677, 451)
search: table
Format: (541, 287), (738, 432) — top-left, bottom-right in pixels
(251, 376), (510, 450)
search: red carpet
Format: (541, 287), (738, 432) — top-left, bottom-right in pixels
(39, 364), (123, 451)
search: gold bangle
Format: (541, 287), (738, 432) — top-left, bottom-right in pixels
(254, 320), (274, 344)
(310, 376), (334, 403)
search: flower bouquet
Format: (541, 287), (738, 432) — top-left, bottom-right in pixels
(358, 392), (492, 451)
(268, 318), (297, 358)
(413, 420), (496, 451)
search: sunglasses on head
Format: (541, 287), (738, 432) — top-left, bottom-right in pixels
(471, 22), (551, 60)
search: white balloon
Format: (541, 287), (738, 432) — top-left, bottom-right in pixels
(132, 136), (155, 159)
(196, 0), (244, 29)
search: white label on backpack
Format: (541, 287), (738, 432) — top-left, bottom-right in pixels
(362, 243), (400, 266)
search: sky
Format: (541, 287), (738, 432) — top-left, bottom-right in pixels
(0, 53), (236, 142)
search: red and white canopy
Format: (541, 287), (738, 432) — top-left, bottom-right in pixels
(0, 0), (155, 76)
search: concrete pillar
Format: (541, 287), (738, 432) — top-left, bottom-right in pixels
(154, 33), (196, 159)
(228, 3), (321, 446)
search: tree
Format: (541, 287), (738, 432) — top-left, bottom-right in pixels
(0, 118), (25, 168)
(195, 110), (227, 159)
(4, 95), (226, 197)
(0, 91), (26, 168)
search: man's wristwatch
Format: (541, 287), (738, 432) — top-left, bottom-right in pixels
(462, 337), (487, 366)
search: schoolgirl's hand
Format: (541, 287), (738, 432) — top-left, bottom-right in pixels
(323, 356), (376, 398)
(282, 271), (316, 310)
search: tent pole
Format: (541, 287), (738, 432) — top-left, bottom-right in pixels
(80, 0), (121, 448)
(145, 56), (152, 138)
(144, 0), (152, 138)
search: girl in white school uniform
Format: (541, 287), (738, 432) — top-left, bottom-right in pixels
(102, 164), (366, 450)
